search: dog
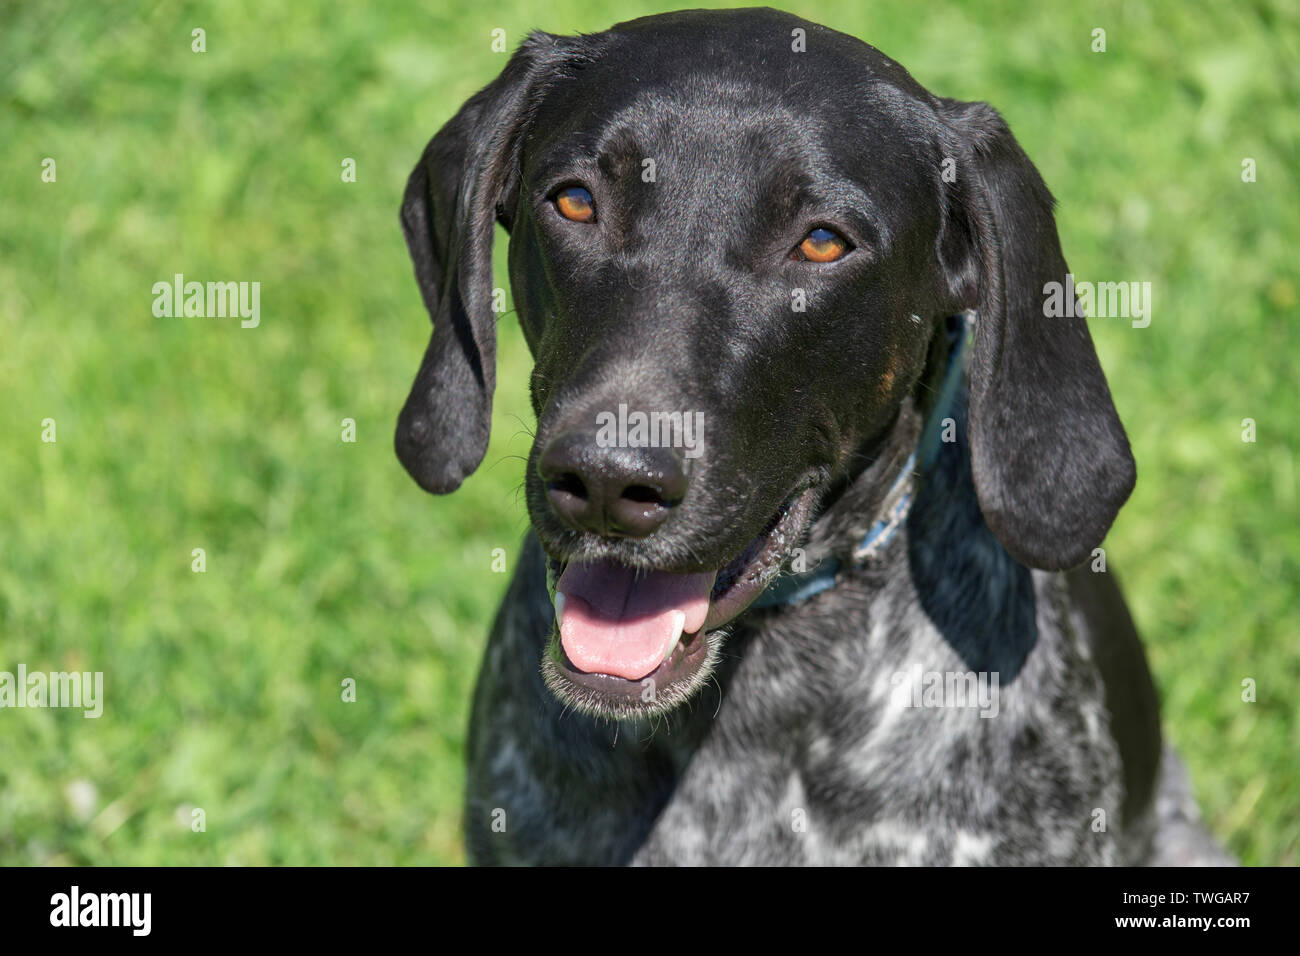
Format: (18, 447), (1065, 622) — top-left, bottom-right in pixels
(394, 7), (1231, 865)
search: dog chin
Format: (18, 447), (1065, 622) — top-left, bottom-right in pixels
(539, 484), (821, 720)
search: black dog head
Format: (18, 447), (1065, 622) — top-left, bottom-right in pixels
(396, 8), (1134, 717)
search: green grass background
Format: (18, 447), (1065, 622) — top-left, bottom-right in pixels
(1, 0), (1296, 865)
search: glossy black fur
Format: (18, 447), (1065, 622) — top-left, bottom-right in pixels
(395, 8), (1228, 865)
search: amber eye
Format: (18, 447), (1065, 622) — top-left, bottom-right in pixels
(555, 186), (595, 223)
(796, 227), (849, 263)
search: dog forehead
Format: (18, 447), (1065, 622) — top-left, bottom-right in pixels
(557, 23), (896, 114)
(525, 74), (934, 234)
(599, 8), (899, 79)
(528, 60), (928, 179)
(542, 78), (809, 163)
(522, 12), (937, 171)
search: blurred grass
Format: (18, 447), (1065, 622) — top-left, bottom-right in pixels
(1, 0), (1296, 865)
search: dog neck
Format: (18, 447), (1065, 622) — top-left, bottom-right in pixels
(755, 313), (972, 607)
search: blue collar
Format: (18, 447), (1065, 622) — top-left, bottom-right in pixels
(752, 312), (973, 609)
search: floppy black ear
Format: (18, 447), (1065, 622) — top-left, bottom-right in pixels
(396, 33), (580, 494)
(939, 100), (1136, 570)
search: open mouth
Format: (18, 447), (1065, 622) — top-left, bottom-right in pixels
(541, 484), (821, 718)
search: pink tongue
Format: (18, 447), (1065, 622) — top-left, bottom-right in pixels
(556, 560), (716, 681)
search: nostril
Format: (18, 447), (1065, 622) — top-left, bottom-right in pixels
(538, 429), (689, 538)
(620, 484), (668, 507)
(548, 472), (588, 501)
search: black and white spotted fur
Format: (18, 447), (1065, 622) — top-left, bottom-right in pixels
(394, 8), (1232, 866)
(463, 390), (1226, 864)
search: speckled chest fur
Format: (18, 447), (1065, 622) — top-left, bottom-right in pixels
(463, 417), (1140, 866)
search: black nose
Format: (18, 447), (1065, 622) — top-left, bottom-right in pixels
(538, 432), (688, 538)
